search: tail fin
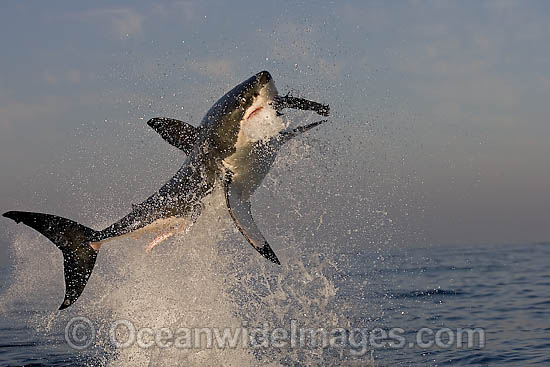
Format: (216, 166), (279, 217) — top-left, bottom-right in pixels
(3, 211), (99, 310)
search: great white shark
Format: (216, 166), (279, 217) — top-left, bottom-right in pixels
(2, 71), (329, 310)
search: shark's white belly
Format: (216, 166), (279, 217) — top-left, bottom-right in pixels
(223, 94), (286, 200)
(91, 216), (191, 248)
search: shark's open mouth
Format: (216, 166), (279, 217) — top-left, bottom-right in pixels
(246, 106), (263, 120)
(241, 102), (286, 144)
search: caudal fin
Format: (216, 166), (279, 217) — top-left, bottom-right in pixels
(3, 211), (99, 310)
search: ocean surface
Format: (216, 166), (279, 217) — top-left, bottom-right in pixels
(1, 222), (549, 366)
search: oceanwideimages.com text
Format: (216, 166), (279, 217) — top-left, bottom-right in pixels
(65, 317), (485, 356)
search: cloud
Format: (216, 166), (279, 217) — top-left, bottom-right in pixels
(317, 58), (343, 80)
(191, 59), (233, 78)
(63, 8), (143, 38)
(152, 1), (198, 23)
(0, 96), (71, 133)
(43, 69), (81, 85)
(336, 1), (391, 32)
(269, 22), (313, 62)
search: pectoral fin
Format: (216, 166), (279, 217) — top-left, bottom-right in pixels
(224, 175), (281, 265)
(278, 119), (327, 142)
(147, 117), (200, 155)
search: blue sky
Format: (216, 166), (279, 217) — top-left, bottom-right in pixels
(1, 1), (549, 265)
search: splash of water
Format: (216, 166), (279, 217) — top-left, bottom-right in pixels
(1, 185), (371, 366)
(0, 115), (391, 366)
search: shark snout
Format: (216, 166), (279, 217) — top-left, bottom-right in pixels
(256, 70), (272, 85)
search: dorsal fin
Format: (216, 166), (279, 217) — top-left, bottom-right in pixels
(147, 117), (200, 155)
